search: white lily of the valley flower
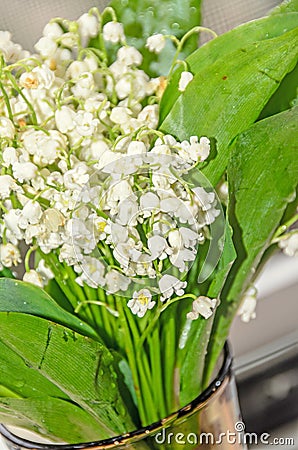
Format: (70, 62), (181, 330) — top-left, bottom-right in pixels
(138, 104), (159, 129)
(105, 269), (130, 294)
(117, 46), (142, 66)
(187, 296), (217, 320)
(78, 13), (99, 39)
(19, 71), (39, 89)
(74, 111), (99, 137)
(128, 289), (155, 317)
(33, 64), (55, 89)
(181, 136), (210, 162)
(18, 201), (42, 229)
(0, 117), (15, 139)
(59, 243), (83, 266)
(110, 106), (132, 125)
(146, 34), (166, 53)
(127, 140), (147, 155)
(0, 243), (21, 267)
(140, 192), (159, 218)
(4, 209), (23, 243)
(2, 147), (18, 167)
(72, 72), (95, 99)
(75, 256), (105, 289)
(43, 22), (63, 39)
(63, 163), (89, 189)
(237, 287), (257, 323)
(23, 269), (44, 287)
(36, 259), (54, 285)
(35, 36), (57, 58)
(159, 274), (187, 301)
(148, 235), (169, 260)
(103, 21), (125, 44)
(55, 106), (76, 134)
(279, 232), (298, 257)
(117, 198), (139, 226)
(178, 71), (194, 92)
(0, 175), (17, 199)
(42, 208), (65, 232)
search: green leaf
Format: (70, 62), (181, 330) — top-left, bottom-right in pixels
(109, 0), (201, 77)
(160, 27), (298, 185)
(0, 340), (68, 400)
(160, 13), (298, 123)
(259, 62), (298, 119)
(0, 278), (98, 340)
(271, 0), (298, 14)
(0, 397), (105, 444)
(204, 107), (298, 382)
(207, 220), (237, 298)
(0, 312), (135, 438)
(176, 219), (236, 404)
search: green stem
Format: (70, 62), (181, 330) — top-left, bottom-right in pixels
(163, 315), (177, 412)
(5, 72), (38, 125)
(0, 80), (14, 123)
(149, 325), (167, 419)
(116, 298), (147, 424)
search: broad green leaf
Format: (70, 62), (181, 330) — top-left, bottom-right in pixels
(0, 397), (104, 443)
(0, 313), (135, 437)
(109, 0), (201, 77)
(160, 13), (298, 123)
(259, 63), (298, 119)
(176, 219), (236, 404)
(204, 107), (298, 382)
(0, 340), (68, 400)
(160, 28), (298, 185)
(207, 220), (237, 298)
(0, 278), (98, 340)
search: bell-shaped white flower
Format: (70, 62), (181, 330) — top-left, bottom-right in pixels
(0, 175), (17, 199)
(78, 13), (99, 39)
(146, 34), (166, 54)
(105, 269), (130, 294)
(55, 106), (76, 134)
(178, 71), (194, 92)
(75, 256), (105, 289)
(0, 243), (21, 267)
(279, 232), (298, 257)
(117, 46), (142, 67)
(237, 287), (257, 323)
(103, 21), (125, 44)
(187, 296), (217, 320)
(35, 36), (57, 58)
(0, 117), (15, 139)
(23, 269), (44, 288)
(128, 289), (155, 318)
(159, 274), (187, 301)
(18, 201), (42, 229)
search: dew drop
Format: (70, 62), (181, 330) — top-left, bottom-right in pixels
(171, 23), (180, 30)
(23, 301), (27, 305)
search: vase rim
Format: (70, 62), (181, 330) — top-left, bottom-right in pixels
(0, 342), (232, 449)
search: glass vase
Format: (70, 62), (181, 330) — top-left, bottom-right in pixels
(0, 343), (247, 450)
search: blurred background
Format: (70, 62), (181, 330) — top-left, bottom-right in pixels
(0, 0), (297, 448)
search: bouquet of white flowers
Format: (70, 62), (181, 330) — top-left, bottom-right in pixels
(0, 0), (297, 447)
